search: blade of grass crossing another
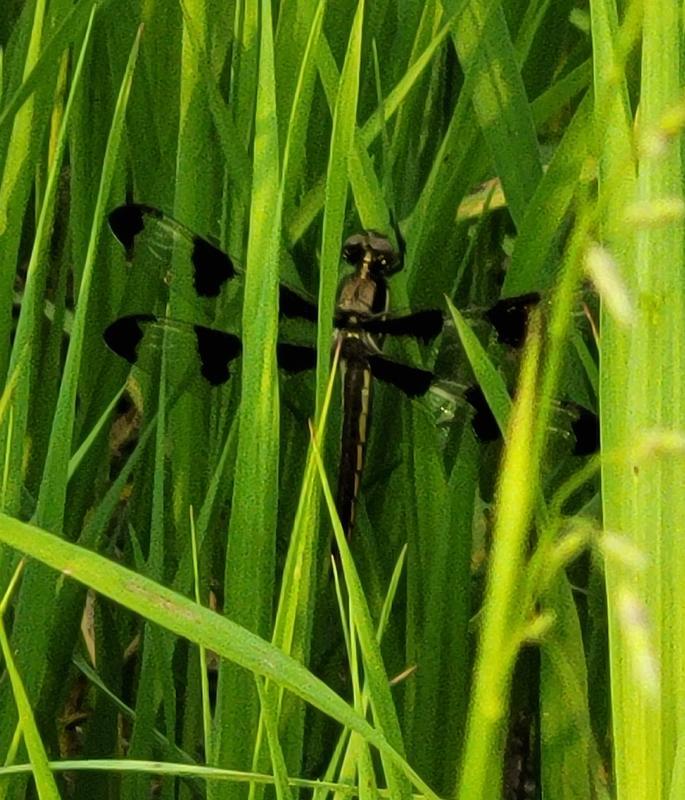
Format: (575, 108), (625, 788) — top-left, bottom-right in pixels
(448, 0), (543, 230)
(0, 0), (49, 386)
(250, 347), (340, 800)
(35, 23), (141, 528)
(331, 547), (409, 792)
(248, 347), (341, 800)
(0, 512), (432, 796)
(287, 9), (455, 247)
(308, 429), (439, 800)
(0, 567), (59, 799)
(2, 5), (97, 517)
(0, 0), (102, 137)
(276, 0), (326, 216)
(0, 25), (141, 764)
(122, 323), (173, 798)
(267, 0), (327, 661)
(254, 678), (292, 800)
(446, 298), (513, 440)
(190, 507), (212, 758)
(504, 93), (593, 297)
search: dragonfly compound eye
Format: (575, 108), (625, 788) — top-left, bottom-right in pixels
(342, 234), (366, 264)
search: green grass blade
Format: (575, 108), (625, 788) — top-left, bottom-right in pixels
(254, 678), (292, 800)
(4, 5), (97, 515)
(446, 299), (512, 439)
(308, 437), (438, 800)
(457, 316), (543, 799)
(505, 93), (592, 297)
(0, 616), (59, 799)
(36, 23), (141, 526)
(250, 347), (343, 800)
(277, 0), (326, 217)
(314, 1), (366, 412)
(450, 0), (543, 230)
(0, 0), (51, 382)
(0, 0), (103, 137)
(287, 10), (454, 245)
(0, 23), (141, 766)
(539, 575), (595, 800)
(68, 385), (125, 480)
(0, 758), (363, 794)
(0, 568), (59, 799)
(213, 0), (284, 790)
(0, 512), (429, 794)
(597, 2), (685, 798)
(189, 508), (212, 758)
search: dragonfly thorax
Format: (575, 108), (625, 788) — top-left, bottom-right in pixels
(336, 271), (389, 318)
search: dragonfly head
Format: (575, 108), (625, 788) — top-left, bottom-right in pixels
(342, 231), (402, 276)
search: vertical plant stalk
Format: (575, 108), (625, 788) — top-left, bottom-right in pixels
(601, 1), (684, 797)
(212, 1), (283, 797)
(457, 316), (543, 800)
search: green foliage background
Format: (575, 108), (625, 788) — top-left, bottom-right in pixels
(0, 1), (682, 799)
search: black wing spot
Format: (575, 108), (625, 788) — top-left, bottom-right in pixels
(358, 309), (445, 343)
(191, 237), (236, 298)
(568, 403), (600, 455)
(342, 239), (365, 265)
(366, 355), (433, 397)
(277, 343), (317, 373)
(279, 285), (318, 322)
(485, 292), (541, 348)
(108, 204), (160, 259)
(193, 326), (242, 386)
(464, 385), (500, 442)
(104, 314), (156, 364)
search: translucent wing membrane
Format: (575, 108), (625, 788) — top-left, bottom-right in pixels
(104, 314), (243, 389)
(424, 291), (599, 455)
(424, 380), (599, 455)
(104, 315), (320, 391)
(108, 203), (319, 322)
(108, 203), (237, 298)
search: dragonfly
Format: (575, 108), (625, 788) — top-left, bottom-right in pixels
(462, 384), (599, 456)
(104, 203), (595, 538)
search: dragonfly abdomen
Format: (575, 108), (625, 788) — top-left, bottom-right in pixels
(336, 354), (373, 539)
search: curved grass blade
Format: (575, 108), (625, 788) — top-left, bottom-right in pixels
(451, 0), (543, 230)
(36, 23), (142, 526)
(0, 0), (105, 136)
(307, 433), (438, 800)
(0, 512), (436, 799)
(0, 21), (142, 773)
